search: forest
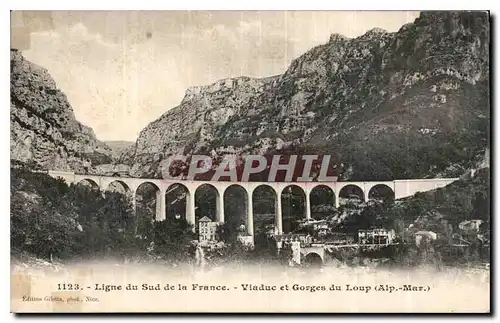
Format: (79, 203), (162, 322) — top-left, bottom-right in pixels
(11, 165), (196, 263)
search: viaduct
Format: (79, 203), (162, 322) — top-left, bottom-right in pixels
(48, 170), (458, 237)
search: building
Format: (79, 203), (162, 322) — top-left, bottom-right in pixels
(415, 230), (437, 247)
(358, 229), (396, 245)
(301, 219), (329, 230)
(282, 241), (301, 266)
(198, 216), (219, 243)
(297, 219), (330, 237)
(459, 219), (483, 233)
(272, 234), (312, 251)
(325, 232), (356, 245)
(264, 224), (279, 236)
(237, 235), (255, 248)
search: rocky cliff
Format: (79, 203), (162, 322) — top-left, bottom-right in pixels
(10, 49), (112, 172)
(125, 11), (491, 180)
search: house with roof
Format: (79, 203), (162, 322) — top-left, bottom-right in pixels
(414, 230), (437, 247)
(198, 216), (219, 244)
(272, 233), (312, 250)
(358, 228), (396, 245)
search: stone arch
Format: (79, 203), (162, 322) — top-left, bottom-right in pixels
(310, 185), (336, 219)
(338, 184), (365, 206)
(135, 181), (160, 194)
(368, 184), (395, 201)
(194, 183), (221, 224)
(281, 184), (306, 233)
(252, 184), (278, 237)
(223, 184), (249, 240)
(135, 182), (162, 228)
(303, 252), (324, 267)
(106, 180), (131, 194)
(166, 183), (190, 222)
(76, 178), (99, 190)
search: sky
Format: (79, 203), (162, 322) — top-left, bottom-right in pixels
(11, 11), (420, 142)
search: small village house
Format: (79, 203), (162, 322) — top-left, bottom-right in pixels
(414, 230), (438, 247)
(358, 228), (396, 245)
(198, 216), (219, 243)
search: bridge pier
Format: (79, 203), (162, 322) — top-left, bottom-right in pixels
(275, 196), (283, 235)
(155, 189), (166, 221)
(247, 193), (254, 236)
(305, 190), (311, 220)
(131, 192), (136, 214)
(363, 190), (370, 203)
(186, 190), (196, 231)
(216, 193), (224, 223)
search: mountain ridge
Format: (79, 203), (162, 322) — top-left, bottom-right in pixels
(123, 11), (490, 181)
(10, 49), (113, 172)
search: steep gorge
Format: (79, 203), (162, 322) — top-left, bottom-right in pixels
(124, 11), (490, 181)
(10, 49), (113, 172)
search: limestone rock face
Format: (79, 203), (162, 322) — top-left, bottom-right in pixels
(126, 12), (490, 180)
(125, 12), (489, 180)
(123, 76), (278, 177)
(10, 49), (112, 172)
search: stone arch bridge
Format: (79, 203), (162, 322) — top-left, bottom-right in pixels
(48, 170), (457, 237)
(301, 246), (326, 265)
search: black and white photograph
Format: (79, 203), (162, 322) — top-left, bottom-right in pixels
(9, 10), (491, 313)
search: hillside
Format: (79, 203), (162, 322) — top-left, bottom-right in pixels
(340, 167), (490, 233)
(105, 141), (135, 159)
(124, 11), (490, 181)
(10, 49), (113, 172)
(10, 167), (194, 262)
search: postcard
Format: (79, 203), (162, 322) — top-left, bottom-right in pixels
(10, 10), (490, 313)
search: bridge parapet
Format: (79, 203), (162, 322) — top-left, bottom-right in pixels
(48, 170), (76, 185)
(394, 178), (459, 199)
